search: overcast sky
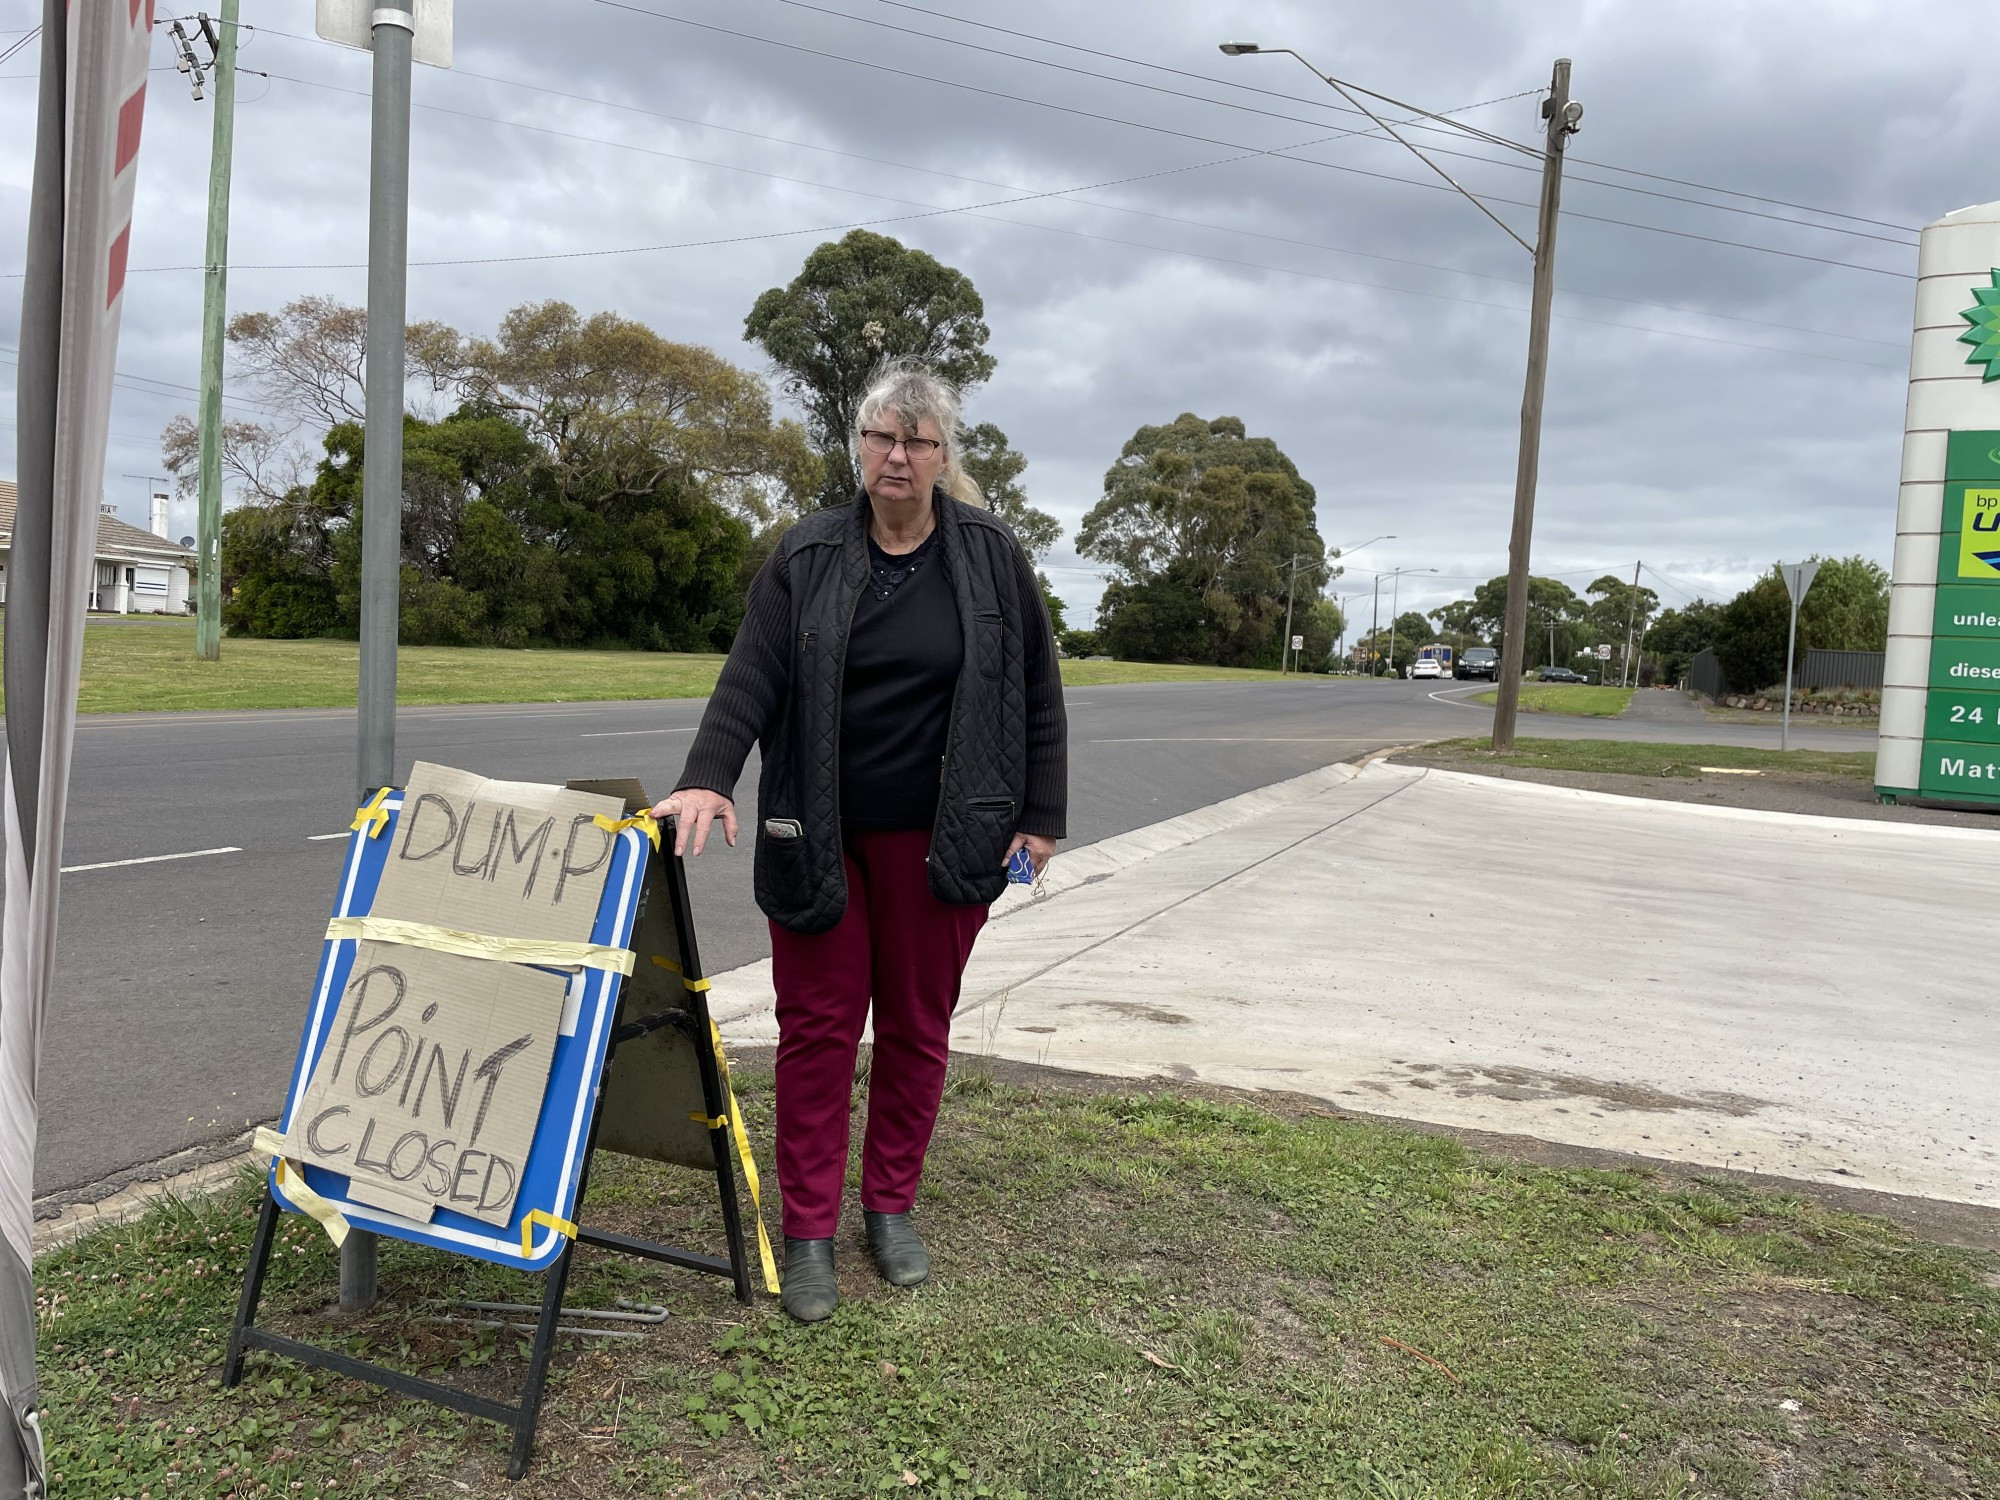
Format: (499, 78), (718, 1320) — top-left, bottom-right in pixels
(0, 0), (1983, 625)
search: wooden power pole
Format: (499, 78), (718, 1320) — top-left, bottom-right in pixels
(1490, 59), (1580, 752)
(193, 1), (238, 661)
(1621, 558), (1642, 687)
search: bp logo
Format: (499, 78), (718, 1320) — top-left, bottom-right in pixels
(1961, 488), (2000, 578)
(1961, 270), (2000, 381)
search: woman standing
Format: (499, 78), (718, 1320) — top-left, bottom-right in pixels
(653, 361), (1067, 1323)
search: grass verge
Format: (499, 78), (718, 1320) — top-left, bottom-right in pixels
(38, 1067), (1995, 1497)
(1468, 684), (1634, 717)
(1, 622), (1301, 714)
(1418, 737), (1877, 782)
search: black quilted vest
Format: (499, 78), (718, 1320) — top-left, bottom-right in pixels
(750, 494), (1044, 934)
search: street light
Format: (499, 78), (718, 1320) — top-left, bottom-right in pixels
(1279, 534), (1394, 675)
(1383, 567), (1438, 678)
(1222, 41), (1581, 747)
(1330, 591), (1365, 672)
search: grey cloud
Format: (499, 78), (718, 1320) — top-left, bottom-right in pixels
(1, 0), (1987, 621)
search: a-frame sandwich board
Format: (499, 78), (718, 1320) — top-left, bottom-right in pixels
(224, 789), (759, 1478)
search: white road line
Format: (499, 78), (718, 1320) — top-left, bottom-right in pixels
(1085, 736), (1378, 744)
(306, 832), (351, 841)
(578, 727), (696, 738)
(1428, 686), (1492, 710)
(62, 845), (241, 873)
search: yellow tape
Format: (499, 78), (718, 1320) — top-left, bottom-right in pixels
(520, 1207), (578, 1259)
(350, 787), (393, 840)
(705, 1019), (781, 1295)
(593, 811), (661, 850)
(326, 916), (636, 975)
(252, 1125), (350, 1250)
(689, 1111), (727, 1129)
(650, 953), (712, 992)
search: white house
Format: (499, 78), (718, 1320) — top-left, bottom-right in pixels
(0, 479), (195, 614)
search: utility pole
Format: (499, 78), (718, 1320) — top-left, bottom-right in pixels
(1280, 554), (1301, 674)
(1214, 44), (1577, 738)
(183, 6), (236, 661)
(1621, 559), (1642, 688)
(344, 0), (418, 1317)
(1368, 574), (1381, 676)
(1491, 58), (1580, 751)
(1388, 570), (1404, 678)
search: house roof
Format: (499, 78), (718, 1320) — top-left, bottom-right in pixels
(0, 479), (194, 561)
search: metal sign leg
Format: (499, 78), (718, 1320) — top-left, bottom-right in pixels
(507, 1237), (580, 1479)
(223, 1188), (281, 1387)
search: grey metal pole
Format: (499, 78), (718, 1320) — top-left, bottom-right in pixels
(1388, 570), (1402, 678)
(1782, 595), (1799, 753)
(1491, 58), (1576, 753)
(194, 0), (238, 663)
(1369, 575), (1380, 676)
(1280, 555), (1298, 674)
(344, 0), (416, 1316)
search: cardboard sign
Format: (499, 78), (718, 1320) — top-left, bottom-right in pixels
(287, 943), (570, 1225)
(286, 764), (630, 1226)
(373, 762), (626, 944)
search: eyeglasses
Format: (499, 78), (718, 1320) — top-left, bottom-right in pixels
(860, 428), (943, 460)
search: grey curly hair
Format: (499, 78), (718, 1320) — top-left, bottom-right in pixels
(853, 357), (986, 507)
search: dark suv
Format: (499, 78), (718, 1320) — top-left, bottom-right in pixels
(1455, 647), (1499, 680)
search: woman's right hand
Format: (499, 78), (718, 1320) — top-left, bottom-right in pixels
(649, 789), (737, 858)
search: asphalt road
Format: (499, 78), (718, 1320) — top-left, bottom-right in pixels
(31, 678), (1871, 1200)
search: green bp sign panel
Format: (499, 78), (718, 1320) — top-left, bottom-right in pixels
(1920, 431), (2000, 798)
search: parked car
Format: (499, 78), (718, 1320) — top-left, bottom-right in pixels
(1537, 666), (1588, 683)
(1408, 658), (1443, 680)
(1455, 647), (1500, 680)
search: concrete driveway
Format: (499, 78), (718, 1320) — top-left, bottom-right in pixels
(716, 761), (1998, 1210)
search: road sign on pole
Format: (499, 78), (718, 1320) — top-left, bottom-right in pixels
(315, 0), (453, 67)
(1778, 560), (1821, 752)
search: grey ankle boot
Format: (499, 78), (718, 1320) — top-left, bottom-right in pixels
(782, 1237), (838, 1323)
(863, 1210), (931, 1287)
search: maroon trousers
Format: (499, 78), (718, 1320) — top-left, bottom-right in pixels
(768, 828), (988, 1240)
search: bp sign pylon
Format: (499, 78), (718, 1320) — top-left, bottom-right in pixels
(1879, 201), (2000, 803)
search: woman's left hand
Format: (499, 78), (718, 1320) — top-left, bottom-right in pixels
(1004, 832), (1057, 875)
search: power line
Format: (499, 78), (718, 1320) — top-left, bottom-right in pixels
(0, 347), (279, 416)
(4, 33), (1909, 367)
(69, 68), (1896, 368)
(870, 0), (1924, 238)
(0, 25), (39, 67)
(240, 64), (1902, 353)
(202, 15), (1916, 283)
(219, 32), (1906, 347)
(781, 0), (1916, 249)
(574, 0), (1911, 277)
(1641, 562), (1716, 602)
(24, 60), (1897, 371)
(1566, 155), (1919, 237)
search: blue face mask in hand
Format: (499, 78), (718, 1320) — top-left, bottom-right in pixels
(1006, 846), (1036, 885)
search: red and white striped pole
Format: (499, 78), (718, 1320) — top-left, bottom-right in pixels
(2, 3), (155, 1490)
